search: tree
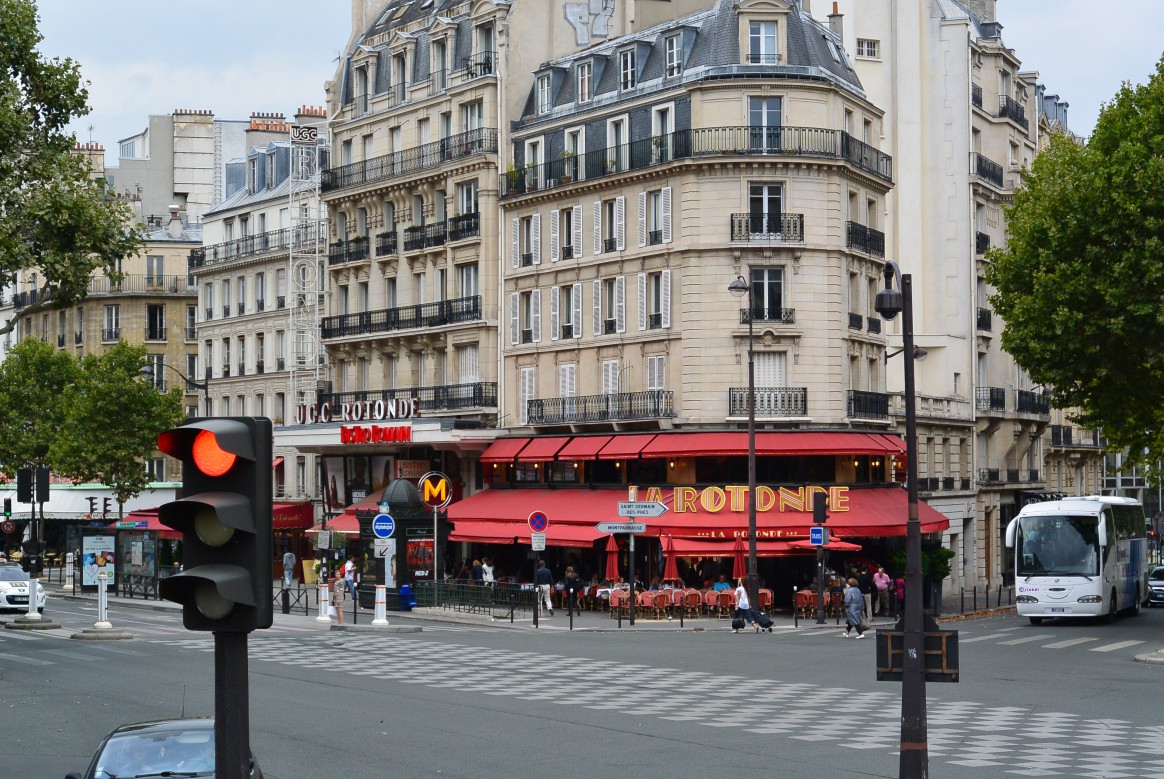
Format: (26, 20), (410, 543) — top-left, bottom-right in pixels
(0, 0), (145, 335)
(0, 339), (79, 471)
(50, 342), (184, 515)
(987, 56), (1164, 466)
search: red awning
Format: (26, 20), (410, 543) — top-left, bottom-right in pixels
(669, 538), (843, 557)
(787, 539), (863, 552)
(272, 502), (313, 530)
(596, 434), (658, 459)
(448, 488), (627, 526)
(273, 456), (284, 468)
(307, 513), (360, 535)
(641, 432), (740, 458)
(449, 521), (601, 548)
(555, 435), (613, 461)
(517, 436), (571, 462)
(639, 431), (907, 458)
(480, 437), (531, 464)
(110, 509), (180, 540)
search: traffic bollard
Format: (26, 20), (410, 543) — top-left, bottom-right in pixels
(316, 582), (331, 623)
(793, 587), (799, 629)
(372, 585), (389, 626)
(94, 570), (113, 629)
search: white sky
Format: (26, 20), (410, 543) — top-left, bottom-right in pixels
(33, 0), (1164, 158)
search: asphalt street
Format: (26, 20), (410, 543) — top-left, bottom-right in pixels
(3, 593), (1164, 779)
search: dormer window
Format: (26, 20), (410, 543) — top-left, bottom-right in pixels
(665, 36), (682, 76)
(619, 49), (636, 90)
(536, 74), (553, 114)
(749, 21), (778, 64)
(247, 159), (257, 192)
(577, 61), (592, 102)
(264, 153), (275, 189)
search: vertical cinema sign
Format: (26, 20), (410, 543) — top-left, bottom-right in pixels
(630, 485), (849, 513)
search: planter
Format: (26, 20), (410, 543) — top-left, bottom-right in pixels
(559, 175), (572, 185)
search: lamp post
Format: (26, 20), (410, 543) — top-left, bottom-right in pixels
(140, 363), (209, 413)
(728, 274), (760, 614)
(875, 260), (927, 778)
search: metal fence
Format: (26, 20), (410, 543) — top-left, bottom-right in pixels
(413, 580), (538, 619)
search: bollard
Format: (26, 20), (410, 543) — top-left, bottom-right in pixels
(973, 586), (978, 612)
(793, 587), (799, 628)
(996, 583), (1002, 608)
(281, 587), (290, 615)
(316, 582), (331, 623)
(372, 585), (389, 626)
(568, 587), (574, 631)
(960, 587), (965, 613)
(94, 570), (113, 629)
(510, 594), (516, 624)
(63, 552), (75, 593)
(25, 577), (42, 620)
(533, 594), (539, 628)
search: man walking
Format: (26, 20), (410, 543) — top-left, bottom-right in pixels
(535, 559), (554, 616)
(873, 566), (891, 616)
(856, 566), (874, 619)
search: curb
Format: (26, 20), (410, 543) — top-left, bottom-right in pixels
(1134, 650), (1164, 665)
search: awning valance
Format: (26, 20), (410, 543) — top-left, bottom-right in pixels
(668, 538), (861, 557)
(480, 437), (531, 464)
(554, 435), (613, 461)
(449, 521), (600, 548)
(272, 502), (314, 530)
(640, 431), (906, 458)
(517, 436), (570, 462)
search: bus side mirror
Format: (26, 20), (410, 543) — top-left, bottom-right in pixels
(1097, 523), (1108, 547)
(1004, 520), (1017, 548)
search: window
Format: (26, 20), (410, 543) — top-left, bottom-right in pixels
(456, 344), (479, 383)
(222, 279), (231, 318)
(256, 333), (265, 372)
(509, 290), (541, 344)
(551, 282), (583, 341)
(237, 335), (246, 376)
(204, 282), (214, 320)
(602, 360), (622, 394)
(458, 263), (478, 298)
(145, 354), (165, 390)
(148, 457), (166, 482)
(146, 304), (166, 340)
(638, 269), (671, 330)
(755, 352), (788, 389)
(145, 255), (164, 287)
(665, 36), (682, 76)
(619, 49), (636, 90)
(592, 276), (625, 335)
(607, 117), (627, 172)
(265, 152), (275, 189)
(247, 159), (258, 192)
(76, 307), (84, 342)
(647, 355), (666, 391)
(576, 61), (592, 102)
(519, 367), (535, 425)
(462, 100), (483, 131)
(237, 276), (246, 316)
(458, 180), (478, 216)
(749, 96), (782, 151)
(638, 188), (672, 246)
(255, 272), (265, 310)
(103, 305), (120, 340)
(433, 39), (447, 90)
(536, 74), (553, 114)
(593, 197), (625, 255)
(749, 267), (785, 322)
(748, 183), (784, 236)
(856, 39), (880, 59)
(511, 214), (541, 268)
(551, 206), (581, 261)
(749, 21), (778, 64)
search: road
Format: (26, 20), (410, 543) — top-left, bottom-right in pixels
(3, 597), (1164, 779)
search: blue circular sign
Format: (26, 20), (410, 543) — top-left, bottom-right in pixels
(528, 511), (549, 533)
(372, 513), (396, 539)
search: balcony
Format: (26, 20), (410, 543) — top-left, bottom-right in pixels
(459, 51), (496, 80)
(971, 83), (983, 109)
(145, 326), (166, 342)
(527, 390), (676, 425)
(648, 313), (663, 329)
(972, 153), (1005, 188)
(320, 295), (481, 339)
(15, 275), (194, 311)
(256, 361), (264, 375)
(1051, 425), (1101, 447)
(189, 224), (326, 269)
(500, 125), (893, 198)
(976, 386), (1006, 412)
(448, 212), (481, 242)
(998, 95), (1029, 131)
(846, 221), (885, 257)
(729, 213), (805, 242)
(649, 229), (663, 245)
(975, 231), (990, 255)
(256, 299), (265, 312)
(403, 221), (448, 252)
(276, 357), (285, 371)
(277, 295), (286, 309)
(1015, 389), (1050, 415)
(728, 387), (807, 417)
(237, 363), (246, 377)
(848, 389), (890, 420)
(322, 128), (498, 193)
(521, 252), (534, 267)
(328, 237), (370, 265)
(375, 231), (398, 256)
(320, 382), (498, 414)
(56, 333), (64, 347)
(740, 307), (795, 325)
(74, 331), (83, 344)
(976, 307), (992, 331)
(561, 245), (575, 260)
(560, 323), (574, 339)
(101, 327), (121, 342)
(979, 468), (1001, 484)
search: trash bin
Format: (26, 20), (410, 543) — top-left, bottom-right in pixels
(399, 584), (415, 611)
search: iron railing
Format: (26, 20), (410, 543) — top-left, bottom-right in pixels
(527, 391), (675, 424)
(976, 386), (1006, 411)
(328, 236), (370, 265)
(867, 317), (882, 333)
(998, 95), (1029, 131)
(848, 313), (864, 329)
(403, 221), (448, 252)
(976, 307), (992, 331)
(189, 224), (326, 268)
(413, 580), (536, 618)
(448, 212), (481, 242)
(322, 127), (498, 192)
(740, 307), (795, 324)
(846, 221), (885, 257)
(101, 327), (121, 341)
(971, 83), (983, 109)
(1015, 389), (1050, 415)
(376, 231), (398, 256)
(319, 382), (497, 413)
(459, 51), (497, 79)
(730, 213), (805, 241)
(728, 387), (808, 417)
(1051, 426), (1101, 447)
(975, 231), (990, 255)
(14, 275), (194, 311)
(972, 153), (1005, 187)
(848, 390), (890, 420)
(320, 295), (481, 339)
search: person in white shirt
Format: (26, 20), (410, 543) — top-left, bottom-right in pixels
(733, 580), (757, 633)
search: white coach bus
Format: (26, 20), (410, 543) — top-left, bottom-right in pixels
(1005, 496), (1149, 624)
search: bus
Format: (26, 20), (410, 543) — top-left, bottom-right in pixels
(1005, 496), (1148, 624)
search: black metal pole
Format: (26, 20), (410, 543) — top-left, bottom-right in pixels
(215, 632), (250, 779)
(815, 546), (827, 624)
(899, 273), (928, 778)
(629, 532), (636, 626)
(746, 284), (760, 616)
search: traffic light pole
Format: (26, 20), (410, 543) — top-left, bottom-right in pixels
(215, 632), (250, 779)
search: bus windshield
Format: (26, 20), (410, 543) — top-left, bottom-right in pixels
(1015, 515), (1100, 578)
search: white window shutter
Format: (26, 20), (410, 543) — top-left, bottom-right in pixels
(572, 282), (583, 338)
(511, 218), (520, 269)
(637, 191), (647, 247)
(615, 196), (625, 251)
(647, 355), (665, 390)
(637, 272), (648, 331)
(592, 279), (602, 335)
(572, 205), (583, 257)
(550, 286), (560, 341)
(549, 209), (560, 262)
(509, 292), (519, 345)
(560, 363), (576, 396)
(662, 186), (672, 243)
(531, 288), (542, 342)
(615, 275), (626, 333)
(592, 201), (602, 255)
(602, 360), (618, 394)
(519, 367), (534, 425)
(660, 268), (671, 328)
(532, 213), (541, 265)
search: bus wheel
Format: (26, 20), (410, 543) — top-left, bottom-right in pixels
(1029, 617), (1043, 625)
(1104, 590), (1118, 623)
(1130, 585), (1141, 617)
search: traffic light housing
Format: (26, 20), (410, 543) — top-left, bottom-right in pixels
(813, 491), (829, 524)
(157, 417), (272, 632)
(3, 498), (10, 518)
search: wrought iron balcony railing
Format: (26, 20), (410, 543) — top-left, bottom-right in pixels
(846, 220), (885, 257)
(971, 83), (983, 109)
(848, 389), (890, 420)
(320, 295), (481, 339)
(14, 275), (195, 311)
(976, 386), (1006, 411)
(1051, 425), (1101, 447)
(740, 307), (795, 324)
(101, 327), (121, 341)
(376, 231), (398, 256)
(972, 153), (1005, 187)
(448, 212), (481, 242)
(1015, 389), (1050, 415)
(320, 382), (498, 413)
(322, 128), (498, 192)
(728, 387), (807, 417)
(328, 236), (370, 265)
(975, 231), (990, 255)
(998, 95), (1029, 131)
(527, 390), (675, 425)
(729, 213), (805, 242)
(189, 224), (326, 269)
(976, 307), (992, 331)
(403, 221), (448, 252)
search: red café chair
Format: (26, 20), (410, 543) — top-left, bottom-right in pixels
(669, 588), (685, 616)
(702, 589), (718, 616)
(683, 589), (703, 618)
(716, 590), (736, 618)
(609, 588), (629, 619)
(758, 588), (774, 613)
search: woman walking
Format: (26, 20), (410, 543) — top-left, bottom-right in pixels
(841, 577), (865, 638)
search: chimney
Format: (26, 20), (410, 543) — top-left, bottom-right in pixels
(167, 205), (183, 238)
(963, 0), (997, 22)
(828, 2), (843, 39)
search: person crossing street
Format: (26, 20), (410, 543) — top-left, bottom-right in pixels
(535, 560), (554, 616)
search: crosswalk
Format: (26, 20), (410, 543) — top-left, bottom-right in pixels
(794, 623), (1154, 654)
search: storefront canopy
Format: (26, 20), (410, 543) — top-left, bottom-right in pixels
(272, 502), (314, 530)
(306, 513), (360, 536)
(639, 431), (905, 458)
(480, 437), (531, 464)
(449, 521), (601, 548)
(109, 509), (180, 540)
(669, 537), (862, 557)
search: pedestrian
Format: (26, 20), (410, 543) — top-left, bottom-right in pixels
(331, 572), (345, 625)
(856, 566), (874, 619)
(734, 578), (757, 633)
(481, 556), (495, 585)
(535, 559), (554, 616)
(873, 566), (892, 616)
(563, 565), (581, 615)
(343, 556), (357, 598)
(894, 575), (906, 618)
(841, 577), (865, 638)
(471, 559), (484, 583)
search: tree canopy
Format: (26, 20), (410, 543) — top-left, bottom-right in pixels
(987, 55), (1164, 466)
(0, 0), (144, 335)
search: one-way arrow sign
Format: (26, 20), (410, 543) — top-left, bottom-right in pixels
(617, 501), (668, 518)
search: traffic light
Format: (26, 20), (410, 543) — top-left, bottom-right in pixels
(15, 468), (31, 503)
(157, 417), (272, 632)
(3, 498), (10, 518)
(813, 491), (829, 524)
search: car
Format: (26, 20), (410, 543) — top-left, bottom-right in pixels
(0, 563), (46, 613)
(1147, 565), (1164, 607)
(66, 717), (263, 779)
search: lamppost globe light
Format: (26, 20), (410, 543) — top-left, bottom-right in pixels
(728, 275), (749, 297)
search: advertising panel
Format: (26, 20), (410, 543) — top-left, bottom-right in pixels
(82, 534), (116, 587)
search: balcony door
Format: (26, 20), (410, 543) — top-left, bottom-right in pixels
(749, 96), (782, 152)
(750, 266), (783, 321)
(748, 183), (783, 237)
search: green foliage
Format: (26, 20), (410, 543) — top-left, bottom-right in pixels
(0, 339), (80, 468)
(50, 342), (184, 512)
(888, 546), (955, 581)
(986, 56), (1164, 465)
(0, 0), (145, 335)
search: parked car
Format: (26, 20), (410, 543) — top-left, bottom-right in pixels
(66, 718), (263, 779)
(1147, 565), (1164, 607)
(0, 563), (46, 613)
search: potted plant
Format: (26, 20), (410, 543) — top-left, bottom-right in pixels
(559, 150), (576, 183)
(506, 163), (520, 195)
(525, 161), (539, 191)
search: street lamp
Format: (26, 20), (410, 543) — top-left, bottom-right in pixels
(140, 363), (209, 413)
(727, 274), (761, 615)
(874, 260), (928, 778)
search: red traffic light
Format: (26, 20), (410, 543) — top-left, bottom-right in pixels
(191, 430), (236, 476)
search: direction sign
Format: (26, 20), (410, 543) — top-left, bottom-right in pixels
(617, 501), (668, 518)
(418, 471), (453, 509)
(530, 532), (546, 551)
(373, 538), (391, 558)
(809, 526), (830, 546)
(596, 522), (647, 534)
(528, 511), (549, 533)
(372, 513), (396, 539)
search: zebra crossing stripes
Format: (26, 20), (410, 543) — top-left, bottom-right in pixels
(1088, 639), (1146, 652)
(1042, 637), (1100, 649)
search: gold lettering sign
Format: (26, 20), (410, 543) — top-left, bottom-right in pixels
(628, 485), (850, 513)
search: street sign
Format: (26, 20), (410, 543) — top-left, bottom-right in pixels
(530, 532), (546, 551)
(809, 526), (830, 546)
(373, 538), (391, 558)
(596, 522), (647, 534)
(372, 513), (396, 539)
(528, 511), (549, 533)
(1, 519), (14, 534)
(617, 501), (668, 518)
(317, 530), (332, 550)
(418, 471), (453, 509)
